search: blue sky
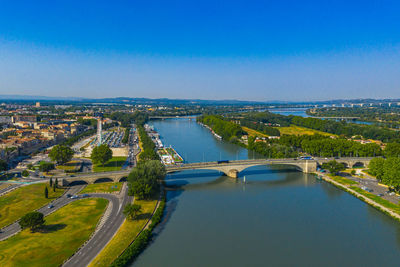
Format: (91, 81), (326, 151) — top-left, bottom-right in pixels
(0, 0), (399, 101)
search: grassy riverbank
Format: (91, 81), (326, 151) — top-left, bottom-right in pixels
(80, 182), (122, 194)
(0, 198), (108, 267)
(89, 197), (158, 267)
(0, 184), (64, 228)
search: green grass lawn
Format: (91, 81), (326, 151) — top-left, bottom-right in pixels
(275, 125), (334, 136)
(80, 182), (122, 194)
(89, 197), (158, 267)
(56, 160), (81, 172)
(93, 157), (127, 172)
(329, 175), (358, 186)
(0, 198), (108, 267)
(0, 184), (64, 228)
(350, 186), (400, 214)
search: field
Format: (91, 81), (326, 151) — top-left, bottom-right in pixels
(93, 157), (127, 172)
(329, 175), (358, 186)
(56, 160), (81, 172)
(242, 126), (269, 137)
(0, 184), (64, 228)
(275, 125), (334, 136)
(80, 182), (122, 194)
(0, 198), (108, 267)
(89, 198), (158, 266)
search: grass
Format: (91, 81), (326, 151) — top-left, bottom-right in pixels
(89, 197), (158, 267)
(93, 157), (127, 172)
(0, 184), (64, 228)
(0, 183), (11, 190)
(329, 175), (358, 186)
(0, 198), (108, 267)
(56, 160), (81, 172)
(242, 126), (269, 137)
(275, 125), (334, 136)
(350, 186), (400, 214)
(80, 182), (122, 194)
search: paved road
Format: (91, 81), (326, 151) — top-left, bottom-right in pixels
(0, 184), (86, 240)
(0, 183), (20, 195)
(63, 185), (132, 267)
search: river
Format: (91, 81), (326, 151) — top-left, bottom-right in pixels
(134, 118), (400, 267)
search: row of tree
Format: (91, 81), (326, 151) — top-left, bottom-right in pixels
(137, 126), (159, 162)
(368, 157), (400, 190)
(197, 115), (245, 142)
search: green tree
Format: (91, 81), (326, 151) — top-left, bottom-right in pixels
(19, 211), (45, 232)
(44, 186), (48, 199)
(39, 161), (55, 173)
(49, 177), (53, 187)
(0, 159), (7, 171)
(384, 143), (400, 158)
(368, 158), (385, 181)
(123, 203), (142, 220)
(53, 182), (56, 192)
(55, 178), (58, 188)
(91, 144), (113, 166)
(321, 160), (346, 175)
(382, 158), (400, 188)
(21, 170), (29, 177)
(128, 160), (166, 199)
(49, 145), (74, 165)
(27, 163), (34, 170)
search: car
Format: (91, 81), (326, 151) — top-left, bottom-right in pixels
(66, 194), (72, 198)
(366, 189), (374, 192)
(70, 195), (79, 199)
(81, 194), (89, 198)
(48, 204), (54, 209)
(389, 192), (395, 196)
(377, 193), (384, 197)
(40, 175), (45, 178)
(70, 175), (76, 177)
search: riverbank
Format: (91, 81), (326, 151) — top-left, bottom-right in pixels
(319, 173), (400, 222)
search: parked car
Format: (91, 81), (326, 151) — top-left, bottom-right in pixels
(377, 193), (384, 197)
(66, 194), (72, 198)
(48, 204), (54, 209)
(81, 194), (89, 198)
(70, 195), (79, 199)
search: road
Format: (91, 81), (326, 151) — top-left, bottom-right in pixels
(0, 184), (86, 240)
(0, 183), (20, 195)
(63, 184), (132, 267)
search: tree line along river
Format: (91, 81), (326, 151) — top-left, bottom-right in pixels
(133, 117), (400, 267)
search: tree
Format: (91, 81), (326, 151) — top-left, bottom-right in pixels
(321, 160), (346, 175)
(0, 159), (8, 171)
(368, 158), (385, 181)
(44, 186), (48, 198)
(123, 203), (141, 220)
(49, 145), (74, 165)
(382, 158), (400, 188)
(91, 144), (113, 166)
(21, 170), (29, 177)
(350, 170), (356, 176)
(128, 160), (166, 199)
(384, 143), (400, 158)
(27, 163), (34, 170)
(39, 161), (55, 173)
(49, 177), (53, 187)
(55, 178), (58, 188)
(53, 182), (56, 192)
(19, 211), (45, 232)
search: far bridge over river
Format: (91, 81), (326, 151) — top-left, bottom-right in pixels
(57, 157), (372, 185)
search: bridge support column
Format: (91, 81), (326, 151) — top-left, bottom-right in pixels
(303, 161), (317, 173)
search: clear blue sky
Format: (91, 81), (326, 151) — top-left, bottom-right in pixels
(0, 0), (399, 101)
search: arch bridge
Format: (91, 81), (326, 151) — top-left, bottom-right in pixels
(54, 157), (372, 185)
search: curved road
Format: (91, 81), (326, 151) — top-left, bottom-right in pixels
(63, 185), (132, 267)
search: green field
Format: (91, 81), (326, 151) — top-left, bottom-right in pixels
(275, 125), (334, 136)
(56, 160), (81, 172)
(0, 198), (108, 267)
(89, 197), (158, 266)
(329, 175), (358, 186)
(93, 157), (127, 172)
(80, 182), (122, 194)
(0, 184), (64, 228)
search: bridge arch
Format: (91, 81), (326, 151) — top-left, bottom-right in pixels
(119, 177), (127, 182)
(67, 180), (89, 186)
(94, 177), (114, 184)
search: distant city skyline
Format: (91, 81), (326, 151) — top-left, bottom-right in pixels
(1, 1), (399, 101)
